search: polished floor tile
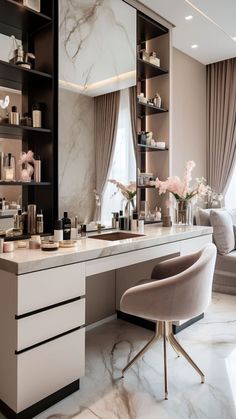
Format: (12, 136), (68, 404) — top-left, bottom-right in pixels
(2, 293), (236, 419)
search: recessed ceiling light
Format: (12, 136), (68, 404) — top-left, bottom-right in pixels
(191, 44), (198, 49)
(232, 36), (236, 42)
(185, 15), (193, 20)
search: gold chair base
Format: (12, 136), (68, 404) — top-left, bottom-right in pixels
(122, 321), (205, 399)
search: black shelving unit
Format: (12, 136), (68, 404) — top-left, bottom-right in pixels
(136, 11), (169, 218)
(137, 101), (168, 117)
(137, 144), (168, 152)
(0, 0), (58, 237)
(137, 57), (168, 80)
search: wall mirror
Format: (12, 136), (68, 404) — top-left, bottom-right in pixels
(59, 0), (137, 226)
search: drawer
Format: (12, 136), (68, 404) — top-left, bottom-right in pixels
(17, 298), (85, 351)
(16, 328), (85, 412)
(17, 262), (85, 315)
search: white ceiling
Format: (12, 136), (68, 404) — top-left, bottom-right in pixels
(139, 0), (236, 64)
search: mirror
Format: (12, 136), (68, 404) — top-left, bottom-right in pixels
(59, 0), (137, 225)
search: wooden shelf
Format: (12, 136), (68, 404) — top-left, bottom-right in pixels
(137, 102), (168, 118)
(0, 181), (51, 186)
(137, 12), (168, 44)
(137, 144), (168, 152)
(0, 0), (52, 38)
(137, 58), (168, 80)
(0, 123), (51, 138)
(0, 60), (52, 90)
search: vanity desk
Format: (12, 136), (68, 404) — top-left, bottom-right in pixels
(0, 225), (212, 418)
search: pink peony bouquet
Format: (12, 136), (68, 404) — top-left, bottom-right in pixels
(155, 161), (208, 201)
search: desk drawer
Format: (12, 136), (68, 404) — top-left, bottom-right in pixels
(16, 328), (85, 412)
(180, 235), (212, 255)
(17, 262), (85, 315)
(17, 298), (85, 351)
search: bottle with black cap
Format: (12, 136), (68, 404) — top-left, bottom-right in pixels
(62, 212), (71, 240)
(54, 220), (63, 241)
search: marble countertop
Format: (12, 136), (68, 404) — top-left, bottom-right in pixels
(0, 225), (213, 275)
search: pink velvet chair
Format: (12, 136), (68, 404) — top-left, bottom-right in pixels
(120, 243), (217, 399)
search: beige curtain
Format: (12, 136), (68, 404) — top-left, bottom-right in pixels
(206, 58), (236, 195)
(94, 90), (120, 219)
(129, 86), (137, 156)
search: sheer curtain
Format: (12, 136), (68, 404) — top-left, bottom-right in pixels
(225, 164), (236, 208)
(101, 88), (136, 225)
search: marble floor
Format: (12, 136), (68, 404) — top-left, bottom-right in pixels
(1, 292), (236, 419)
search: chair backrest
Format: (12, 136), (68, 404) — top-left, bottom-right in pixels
(120, 244), (217, 321)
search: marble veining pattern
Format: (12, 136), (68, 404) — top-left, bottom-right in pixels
(59, 88), (95, 221)
(59, 0), (136, 96)
(29, 292), (236, 419)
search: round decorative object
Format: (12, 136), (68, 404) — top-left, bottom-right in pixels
(59, 240), (78, 248)
(41, 240), (59, 251)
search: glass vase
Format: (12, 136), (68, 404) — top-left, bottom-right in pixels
(124, 199), (135, 230)
(175, 200), (192, 225)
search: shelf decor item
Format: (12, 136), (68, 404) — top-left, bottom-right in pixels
(23, 0), (41, 12)
(155, 161), (208, 225)
(9, 36), (35, 69)
(18, 150), (35, 182)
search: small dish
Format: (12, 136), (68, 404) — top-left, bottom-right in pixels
(41, 240), (59, 251)
(59, 240), (78, 248)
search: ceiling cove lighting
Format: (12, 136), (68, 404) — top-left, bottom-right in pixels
(191, 44), (198, 49)
(185, 0), (236, 42)
(185, 15), (193, 20)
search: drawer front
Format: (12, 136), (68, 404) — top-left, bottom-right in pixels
(16, 328), (85, 412)
(17, 298), (85, 351)
(17, 262), (85, 315)
(180, 234), (212, 255)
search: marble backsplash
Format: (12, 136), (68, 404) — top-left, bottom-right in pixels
(59, 88), (95, 222)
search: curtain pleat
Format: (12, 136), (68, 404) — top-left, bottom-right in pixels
(206, 58), (236, 195)
(94, 90), (120, 220)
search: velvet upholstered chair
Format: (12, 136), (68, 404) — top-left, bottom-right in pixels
(120, 243), (217, 399)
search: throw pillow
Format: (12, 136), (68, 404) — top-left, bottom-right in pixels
(210, 210), (235, 255)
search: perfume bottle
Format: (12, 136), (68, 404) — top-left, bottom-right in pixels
(3, 153), (16, 181)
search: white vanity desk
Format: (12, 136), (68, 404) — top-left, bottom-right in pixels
(0, 225), (212, 418)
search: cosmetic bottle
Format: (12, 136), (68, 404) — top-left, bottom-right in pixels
(155, 207), (162, 221)
(131, 212), (138, 231)
(34, 155), (41, 182)
(27, 204), (36, 234)
(32, 103), (42, 128)
(54, 220), (63, 241)
(62, 212), (71, 240)
(10, 106), (20, 125)
(14, 209), (23, 233)
(80, 224), (86, 238)
(22, 207), (28, 235)
(112, 212), (118, 229)
(71, 216), (78, 240)
(36, 209), (44, 234)
(3, 153), (16, 181)
(138, 219), (144, 234)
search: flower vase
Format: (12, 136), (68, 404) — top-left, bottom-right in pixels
(124, 199), (134, 230)
(175, 200), (192, 225)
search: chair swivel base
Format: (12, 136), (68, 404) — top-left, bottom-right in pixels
(122, 321), (205, 400)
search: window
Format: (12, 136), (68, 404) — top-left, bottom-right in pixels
(101, 88), (136, 225)
(225, 163), (236, 208)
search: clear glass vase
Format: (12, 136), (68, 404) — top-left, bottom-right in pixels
(175, 200), (192, 225)
(124, 199), (135, 230)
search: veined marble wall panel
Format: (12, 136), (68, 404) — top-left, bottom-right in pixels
(59, 89), (95, 222)
(59, 0), (136, 96)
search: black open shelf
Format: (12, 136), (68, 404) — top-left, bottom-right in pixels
(137, 101), (168, 118)
(137, 58), (168, 80)
(137, 12), (168, 44)
(137, 185), (156, 189)
(0, 181), (51, 186)
(0, 60), (52, 90)
(137, 144), (169, 152)
(0, 0), (52, 38)
(0, 123), (51, 138)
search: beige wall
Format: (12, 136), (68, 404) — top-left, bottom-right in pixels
(172, 48), (206, 179)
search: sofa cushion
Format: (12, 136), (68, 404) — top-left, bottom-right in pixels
(196, 208), (211, 226)
(210, 210), (235, 255)
(214, 251), (236, 293)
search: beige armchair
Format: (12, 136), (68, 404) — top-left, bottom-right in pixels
(120, 243), (217, 399)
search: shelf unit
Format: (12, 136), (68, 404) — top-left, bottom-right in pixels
(0, 0), (58, 237)
(136, 11), (170, 220)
